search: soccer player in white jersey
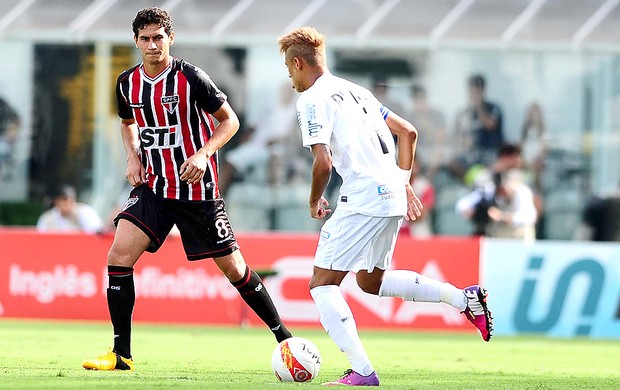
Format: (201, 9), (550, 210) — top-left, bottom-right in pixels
(278, 27), (493, 386)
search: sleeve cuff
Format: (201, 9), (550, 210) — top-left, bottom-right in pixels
(398, 168), (411, 184)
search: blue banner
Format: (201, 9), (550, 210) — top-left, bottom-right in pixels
(482, 239), (620, 339)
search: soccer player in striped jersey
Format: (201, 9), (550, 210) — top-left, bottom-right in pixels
(278, 27), (493, 386)
(83, 7), (292, 371)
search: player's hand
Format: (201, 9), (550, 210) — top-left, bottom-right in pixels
(180, 152), (208, 184)
(310, 197), (331, 220)
(487, 206), (503, 222)
(405, 183), (423, 221)
(125, 156), (146, 187)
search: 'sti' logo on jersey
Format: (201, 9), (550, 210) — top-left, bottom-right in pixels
(161, 95), (179, 114)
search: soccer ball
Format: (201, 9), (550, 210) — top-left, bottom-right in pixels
(271, 337), (321, 382)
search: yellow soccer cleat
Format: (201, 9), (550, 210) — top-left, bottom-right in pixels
(82, 349), (134, 371)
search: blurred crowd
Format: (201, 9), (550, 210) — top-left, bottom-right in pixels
(391, 73), (544, 241)
(213, 72), (618, 241)
(214, 73), (548, 239)
(4, 71), (618, 242)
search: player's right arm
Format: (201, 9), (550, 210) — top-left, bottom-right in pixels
(120, 118), (146, 187)
(115, 69), (145, 187)
(309, 143), (332, 220)
(297, 94), (333, 220)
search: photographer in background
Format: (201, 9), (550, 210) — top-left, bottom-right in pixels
(456, 143), (529, 237)
(485, 169), (537, 241)
(36, 184), (104, 234)
(456, 169), (497, 236)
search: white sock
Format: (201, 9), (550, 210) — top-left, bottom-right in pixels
(310, 285), (374, 375)
(378, 270), (467, 311)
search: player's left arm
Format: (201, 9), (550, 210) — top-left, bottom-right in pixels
(385, 110), (417, 170)
(179, 101), (240, 184)
(385, 110), (423, 221)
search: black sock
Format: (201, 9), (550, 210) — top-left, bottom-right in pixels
(232, 265), (292, 342)
(107, 265), (135, 359)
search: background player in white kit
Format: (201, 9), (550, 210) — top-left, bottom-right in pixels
(278, 27), (493, 387)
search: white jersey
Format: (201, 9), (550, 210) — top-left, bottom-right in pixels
(297, 73), (409, 216)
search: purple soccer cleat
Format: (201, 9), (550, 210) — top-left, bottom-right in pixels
(462, 285), (493, 342)
(322, 369), (380, 387)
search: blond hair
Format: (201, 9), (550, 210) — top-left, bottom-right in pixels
(277, 27), (326, 67)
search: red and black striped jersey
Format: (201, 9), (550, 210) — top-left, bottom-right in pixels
(116, 57), (226, 201)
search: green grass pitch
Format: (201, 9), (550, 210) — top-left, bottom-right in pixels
(0, 318), (618, 389)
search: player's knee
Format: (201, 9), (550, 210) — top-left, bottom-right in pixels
(358, 281), (380, 295)
(107, 246), (135, 267)
(214, 252), (247, 281)
(223, 264), (245, 282)
(308, 278), (320, 290)
(309, 275), (340, 290)
(356, 275), (381, 295)
(308, 276), (320, 290)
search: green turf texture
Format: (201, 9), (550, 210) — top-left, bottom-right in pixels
(0, 319), (618, 389)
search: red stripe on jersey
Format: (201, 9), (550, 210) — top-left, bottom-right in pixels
(191, 111), (206, 201)
(176, 72), (203, 200)
(153, 79), (178, 199)
(130, 69), (154, 186)
(131, 69), (146, 127)
(205, 114), (220, 198)
(162, 148), (175, 198)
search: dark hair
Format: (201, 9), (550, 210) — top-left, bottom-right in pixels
(132, 7), (173, 37)
(468, 74), (486, 89)
(497, 142), (521, 158)
(52, 184), (77, 200)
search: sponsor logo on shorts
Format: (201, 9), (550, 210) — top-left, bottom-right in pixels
(122, 196), (139, 211)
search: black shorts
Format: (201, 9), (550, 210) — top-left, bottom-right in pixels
(114, 184), (239, 260)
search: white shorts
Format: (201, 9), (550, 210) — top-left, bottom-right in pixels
(314, 210), (404, 273)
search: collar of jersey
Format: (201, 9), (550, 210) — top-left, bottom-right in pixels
(139, 63), (172, 83)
